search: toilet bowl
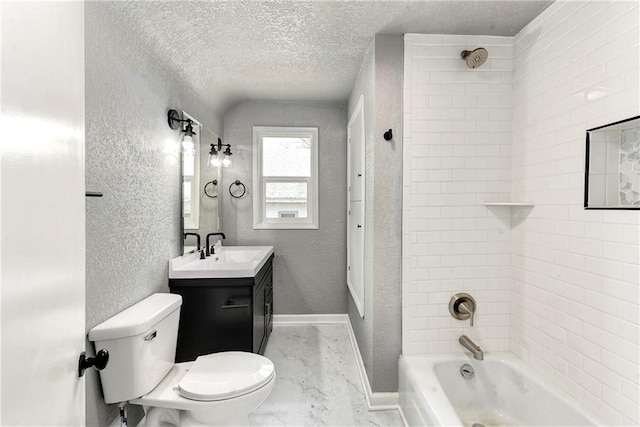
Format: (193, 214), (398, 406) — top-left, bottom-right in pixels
(88, 293), (275, 427)
(132, 352), (275, 426)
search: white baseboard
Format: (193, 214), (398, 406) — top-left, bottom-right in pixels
(398, 406), (410, 427)
(344, 318), (401, 412)
(272, 314), (349, 324)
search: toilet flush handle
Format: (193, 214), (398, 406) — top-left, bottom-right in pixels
(78, 349), (109, 377)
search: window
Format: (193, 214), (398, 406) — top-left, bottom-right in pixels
(253, 126), (319, 229)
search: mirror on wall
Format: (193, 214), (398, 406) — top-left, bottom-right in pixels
(182, 115), (221, 254)
(182, 112), (201, 231)
(585, 116), (640, 210)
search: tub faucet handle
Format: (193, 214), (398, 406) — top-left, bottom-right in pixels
(458, 301), (475, 327)
(449, 293), (477, 327)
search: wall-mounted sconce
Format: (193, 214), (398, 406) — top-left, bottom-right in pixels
(168, 109), (197, 155)
(208, 137), (233, 168)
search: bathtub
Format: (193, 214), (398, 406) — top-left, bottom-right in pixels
(399, 353), (601, 427)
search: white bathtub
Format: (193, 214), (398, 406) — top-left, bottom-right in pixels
(399, 353), (601, 427)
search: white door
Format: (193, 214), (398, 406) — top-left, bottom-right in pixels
(347, 95), (365, 317)
(0, 2), (86, 424)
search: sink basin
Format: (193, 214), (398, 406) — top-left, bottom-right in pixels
(169, 246), (274, 279)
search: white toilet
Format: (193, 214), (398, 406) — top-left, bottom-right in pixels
(88, 293), (275, 426)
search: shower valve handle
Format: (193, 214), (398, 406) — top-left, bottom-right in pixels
(449, 293), (477, 327)
(458, 302), (475, 327)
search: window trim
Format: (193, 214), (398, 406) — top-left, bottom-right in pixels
(253, 126), (319, 229)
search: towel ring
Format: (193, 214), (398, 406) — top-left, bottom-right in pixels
(204, 180), (218, 198)
(229, 180), (246, 199)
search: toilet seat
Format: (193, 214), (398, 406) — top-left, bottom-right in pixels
(178, 352), (275, 401)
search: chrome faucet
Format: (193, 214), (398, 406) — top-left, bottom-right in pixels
(459, 335), (483, 360)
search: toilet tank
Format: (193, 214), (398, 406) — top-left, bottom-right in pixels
(88, 293), (182, 404)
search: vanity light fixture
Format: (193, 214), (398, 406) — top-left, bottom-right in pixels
(167, 109), (197, 155)
(208, 137), (234, 168)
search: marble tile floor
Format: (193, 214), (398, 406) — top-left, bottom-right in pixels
(249, 323), (404, 427)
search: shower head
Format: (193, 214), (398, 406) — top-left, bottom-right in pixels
(461, 48), (488, 69)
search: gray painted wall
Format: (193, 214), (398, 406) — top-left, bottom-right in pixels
(221, 101), (348, 314)
(347, 40), (376, 387)
(85, 4), (221, 426)
(347, 35), (403, 393)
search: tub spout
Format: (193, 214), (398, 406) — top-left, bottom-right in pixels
(459, 335), (483, 360)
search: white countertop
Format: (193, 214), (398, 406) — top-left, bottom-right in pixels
(169, 246), (274, 279)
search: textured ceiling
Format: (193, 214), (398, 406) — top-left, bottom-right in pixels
(108, 1), (553, 115)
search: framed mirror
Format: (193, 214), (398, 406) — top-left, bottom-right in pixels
(182, 112), (201, 231)
(585, 115), (640, 209)
(181, 112), (221, 254)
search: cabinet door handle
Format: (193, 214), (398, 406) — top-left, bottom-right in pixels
(265, 302), (271, 316)
(221, 303), (249, 309)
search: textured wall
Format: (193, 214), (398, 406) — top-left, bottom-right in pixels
(402, 34), (514, 354)
(511, 1), (639, 424)
(371, 35), (404, 393)
(220, 101), (347, 314)
(347, 35), (404, 393)
(85, 3), (221, 426)
(347, 40), (376, 388)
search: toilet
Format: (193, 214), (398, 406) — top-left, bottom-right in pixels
(88, 293), (275, 426)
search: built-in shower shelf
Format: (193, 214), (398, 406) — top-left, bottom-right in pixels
(483, 202), (534, 207)
(484, 202), (534, 224)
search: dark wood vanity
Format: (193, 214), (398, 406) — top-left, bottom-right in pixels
(169, 255), (274, 362)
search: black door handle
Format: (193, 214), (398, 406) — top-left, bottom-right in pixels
(78, 349), (109, 377)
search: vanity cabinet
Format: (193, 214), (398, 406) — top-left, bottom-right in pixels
(169, 255), (273, 362)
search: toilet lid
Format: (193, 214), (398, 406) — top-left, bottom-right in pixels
(178, 352), (275, 401)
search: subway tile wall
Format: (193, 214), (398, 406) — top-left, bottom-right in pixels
(402, 34), (514, 355)
(403, 1), (639, 424)
(511, 1), (639, 424)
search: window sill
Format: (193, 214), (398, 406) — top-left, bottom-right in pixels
(253, 222), (319, 230)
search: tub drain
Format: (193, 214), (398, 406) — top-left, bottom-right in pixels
(472, 424), (485, 427)
(460, 363), (474, 379)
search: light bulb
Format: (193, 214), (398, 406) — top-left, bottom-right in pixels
(182, 135), (195, 154)
(208, 152), (221, 167)
(221, 146), (233, 168)
(221, 154), (233, 168)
